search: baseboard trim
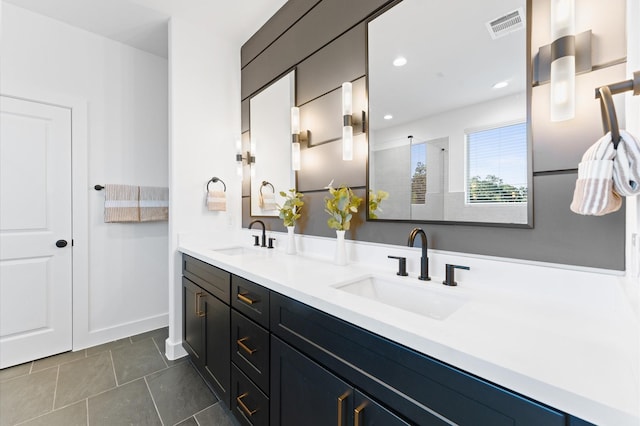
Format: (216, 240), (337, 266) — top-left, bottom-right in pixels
(74, 313), (169, 351)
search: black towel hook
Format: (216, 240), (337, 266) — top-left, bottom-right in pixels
(598, 86), (621, 149)
(207, 177), (226, 192)
(260, 181), (275, 195)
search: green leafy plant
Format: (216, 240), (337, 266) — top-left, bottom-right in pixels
(324, 181), (363, 231)
(368, 189), (389, 219)
(277, 188), (304, 227)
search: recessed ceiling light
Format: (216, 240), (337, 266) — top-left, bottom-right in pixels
(383, 114), (393, 120)
(393, 57), (407, 67)
(493, 80), (509, 89)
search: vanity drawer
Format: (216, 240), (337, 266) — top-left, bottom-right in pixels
(182, 255), (230, 304)
(231, 310), (269, 394)
(231, 275), (270, 328)
(231, 363), (269, 426)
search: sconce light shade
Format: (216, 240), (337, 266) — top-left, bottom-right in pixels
(342, 82), (353, 116)
(550, 0), (576, 121)
(342, 125), (353, 161)
(291, 107), (300, 135)
(292, 141), (301, 171)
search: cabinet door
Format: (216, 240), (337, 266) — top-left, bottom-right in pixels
(354, 390), (411, 426)
(271, 336), (353, 426)
(205, 292), (231, 408)
(182, 277), (205, 368)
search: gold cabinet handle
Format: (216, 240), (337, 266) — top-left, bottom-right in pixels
(337, 391), (350, 426)
(236, 392), (258, 417)
(195, 292), (206, 317)
(237, 337), (257, 355)
(354, 402), (367, 426)
(237, 292), (258, 305)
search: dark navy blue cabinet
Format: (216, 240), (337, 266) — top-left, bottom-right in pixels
(270, 292), (567, 426)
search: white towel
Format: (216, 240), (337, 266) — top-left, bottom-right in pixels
(207, 190), (226, 211)
(612, 130), (640, 196)
(104, 184), (140, 222)
(570, 133), (622, 216)
(140, 186), (169, 222)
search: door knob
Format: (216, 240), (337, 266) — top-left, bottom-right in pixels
(55, 240), (68, 248)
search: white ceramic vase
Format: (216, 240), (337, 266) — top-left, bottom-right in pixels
(286, 226), (297, 255)
(334, 230), (347, 265)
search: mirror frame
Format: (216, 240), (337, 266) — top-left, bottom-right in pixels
(365, 0), (533, 228)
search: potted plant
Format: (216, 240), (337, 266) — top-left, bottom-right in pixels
(324, 181), (363, 265)
(277, 188), (304, 254)
(368, 189), (389, 219)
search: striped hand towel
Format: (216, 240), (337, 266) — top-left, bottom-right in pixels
(260, 192), (278, 211)
(570, 133), (622, 216)
(104, 184), (139, 222)
(207, 190), (226, 211)
(612, 130), (640, 196)
(139, 186), (169, 222)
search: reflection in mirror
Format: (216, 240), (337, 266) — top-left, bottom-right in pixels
(250, 71), (296, 216)
(368, 0), (531, 225)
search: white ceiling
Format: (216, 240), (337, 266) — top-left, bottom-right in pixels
(3, 0), (289, 58)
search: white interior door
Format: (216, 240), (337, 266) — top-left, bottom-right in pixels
(0, 96), (72, 368)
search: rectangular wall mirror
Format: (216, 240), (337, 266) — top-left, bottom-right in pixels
(250, 70), (296, 216)
(367, 0), (532, 226)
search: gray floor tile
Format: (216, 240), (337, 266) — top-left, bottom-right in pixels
(54, 351), (116, 409)
(0, 362), (32, 383)
(0, 367), (57, 425)
(175, 417), (198, 426)
(195, 402), (241, 426)
(31, 350), (86, 373)
(146, 362), (217, 426)
(85, 338), (130, 356)
(88, 378), (161, 426)
(111, 338), (166, 385)
(20, 400), (87, 426)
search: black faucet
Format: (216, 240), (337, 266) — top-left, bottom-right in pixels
(249, 219), (267, 247)
(408, 228), (430, 281)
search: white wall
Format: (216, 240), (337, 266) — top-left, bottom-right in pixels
(166, 17), (241, 359)
(1, 3), (169, 349)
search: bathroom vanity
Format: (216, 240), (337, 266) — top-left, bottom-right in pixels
(179, 236), (638, 426)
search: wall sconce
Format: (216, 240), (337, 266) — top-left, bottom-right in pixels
(550, 0), (575, 121)
(534, 0), (592, 122)
(290, 107), (303, 171)
(341, 82), (366, 161)
(342, 82), (354, 160)
(236, 139), (255, 177)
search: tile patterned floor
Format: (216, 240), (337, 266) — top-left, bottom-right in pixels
(0, 328), (240, 426)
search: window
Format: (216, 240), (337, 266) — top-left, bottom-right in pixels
(411, 142), (426, 204)
(466, 122), (527, 204)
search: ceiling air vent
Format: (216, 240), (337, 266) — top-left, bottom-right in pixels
(486, 8), (525, 40)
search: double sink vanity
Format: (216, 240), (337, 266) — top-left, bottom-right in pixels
(179, 231), (638, 426)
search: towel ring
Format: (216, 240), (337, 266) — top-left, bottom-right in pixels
(260, 181), (275, 195)
(598, 86), (621, 149)
(207, 177), (226, 192)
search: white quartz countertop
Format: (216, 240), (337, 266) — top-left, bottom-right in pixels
(179, 236), (639, 426)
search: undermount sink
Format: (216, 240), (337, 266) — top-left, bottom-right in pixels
(334, 275), (469, 320)
(211, 246), (260, 256)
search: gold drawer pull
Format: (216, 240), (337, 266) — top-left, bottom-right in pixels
(337, 391), (350, 426)
(354, 402), (367, 426)
(195, 292), (206, 317)
(236, 392), (258, 417)
(237, 292), (258, 305)
(237, 337), (257, 355)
